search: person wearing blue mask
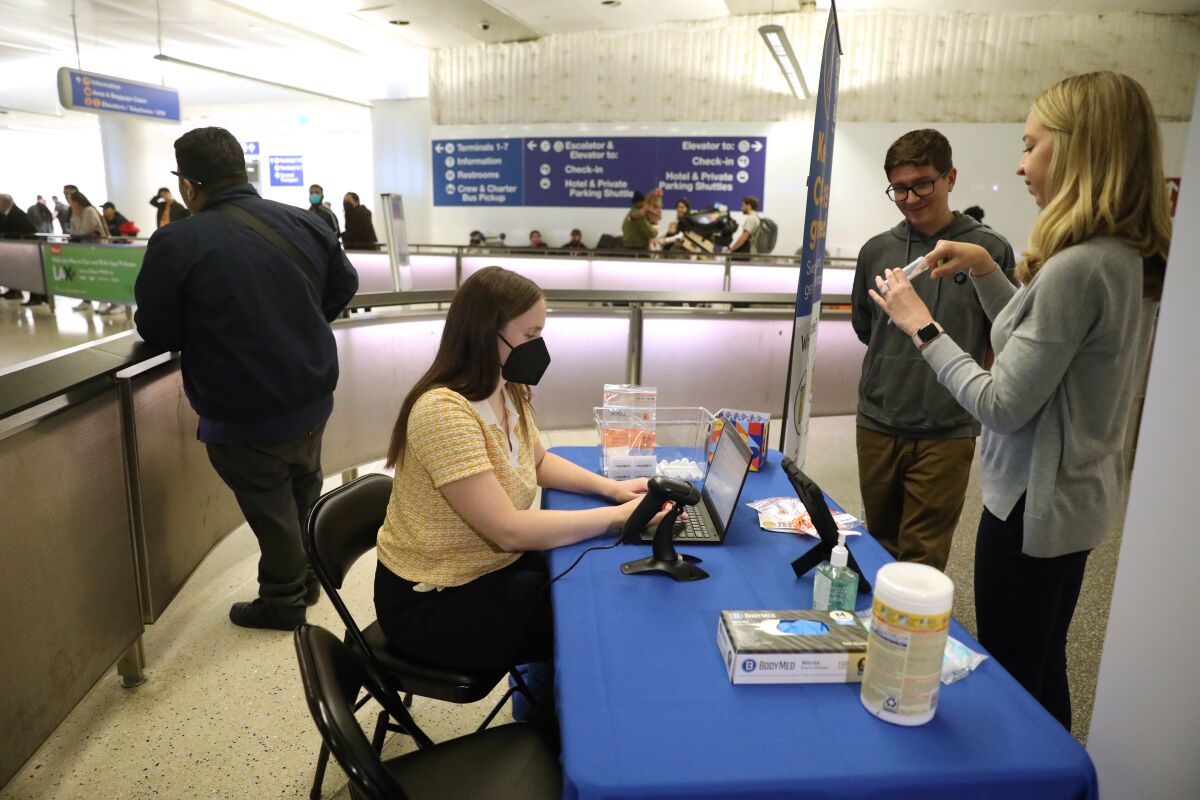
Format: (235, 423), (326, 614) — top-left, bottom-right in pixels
(307, 183), (340, 239)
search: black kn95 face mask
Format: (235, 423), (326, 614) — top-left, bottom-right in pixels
(498, 333), (551, 386)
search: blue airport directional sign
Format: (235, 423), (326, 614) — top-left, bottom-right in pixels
(269, 155), (305, 187)
(522, 137), (656, 207)
(57, 67), (181, 122)
(432, 138), (524, 206)
(432, 135), (767, 209)
(655, 136), (767, 210)
(241, 141), (261, 156)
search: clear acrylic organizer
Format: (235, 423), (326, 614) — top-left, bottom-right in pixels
(594, 406), (717, 484)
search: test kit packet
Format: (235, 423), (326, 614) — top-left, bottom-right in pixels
(597, 384), (657, 479)
(717, 610), (869, 684)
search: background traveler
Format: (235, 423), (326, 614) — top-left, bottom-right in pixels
(561, 228), (587, 251)
(621, 191), (656, 251)
(0, 194), (38, 302)
(27, 196), (54, 234)
(67, 190), (112, 313)
(727, 195), (761, 257)
(101, 202), (130, 239)
(150, 186), (190, 228)
(851, 129), (1016, 572)
(53, 192), (71, 233)
(341, 191), (378, 249)
(134, 126), (359, 631)
(308, 184), (340, 238)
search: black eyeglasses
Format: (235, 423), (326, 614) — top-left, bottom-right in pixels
(885, 170), (948, 202)
(170, 170), (203, 187)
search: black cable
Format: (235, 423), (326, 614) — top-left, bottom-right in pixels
(545, 535), (623, 587)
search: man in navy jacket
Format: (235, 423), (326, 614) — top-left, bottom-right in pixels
(135, 127), (358, 631)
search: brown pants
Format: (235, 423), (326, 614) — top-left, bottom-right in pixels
(855, 426), (975, 572)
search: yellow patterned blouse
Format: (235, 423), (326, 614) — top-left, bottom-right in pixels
(376, 387), (541, 588)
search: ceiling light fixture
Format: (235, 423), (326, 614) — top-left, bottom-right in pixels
(153, 54), (373, 108)
(758, 24), (809, 101)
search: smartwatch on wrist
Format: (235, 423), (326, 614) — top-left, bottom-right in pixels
(912, 321), (944, 350)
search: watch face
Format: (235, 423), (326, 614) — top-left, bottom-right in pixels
(918, 323), (940, 343)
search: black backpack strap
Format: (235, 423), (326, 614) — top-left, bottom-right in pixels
(214, 203), (325, 295)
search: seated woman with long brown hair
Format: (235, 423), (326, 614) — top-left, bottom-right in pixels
(374, 266), (654, 675)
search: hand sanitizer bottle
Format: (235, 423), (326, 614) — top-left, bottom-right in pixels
(812, 532), (859, 612)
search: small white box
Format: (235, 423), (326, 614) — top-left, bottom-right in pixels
(717, 610), (869, 685)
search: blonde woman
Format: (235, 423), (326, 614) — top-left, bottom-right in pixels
(869, 71), (1171, 729)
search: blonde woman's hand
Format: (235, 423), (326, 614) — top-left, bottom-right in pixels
(869, 267), (935, 338)
(926, 240), (998, 280)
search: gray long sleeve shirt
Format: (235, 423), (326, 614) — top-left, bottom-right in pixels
(921, 236), (1148, 557)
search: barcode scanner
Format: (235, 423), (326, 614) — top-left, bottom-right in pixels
(620, 476), (709, 582)
(620, 476), (700, 544)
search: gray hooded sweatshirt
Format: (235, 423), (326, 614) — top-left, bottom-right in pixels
(851, 212), (1016, 439)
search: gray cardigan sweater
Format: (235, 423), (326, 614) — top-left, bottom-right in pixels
(921, 236), (1146, 558)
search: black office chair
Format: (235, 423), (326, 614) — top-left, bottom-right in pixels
(295, 624), (562, 800)
(302, 473), (535, 799)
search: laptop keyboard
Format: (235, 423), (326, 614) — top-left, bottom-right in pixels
(641, 510), (721, 543)
(676, 512), (717, 541)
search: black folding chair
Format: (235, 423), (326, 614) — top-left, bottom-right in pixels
(302, 474), (535, 799)
(295, 624), (561, 800)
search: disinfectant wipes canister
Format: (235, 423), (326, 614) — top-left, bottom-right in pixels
(860, 562), (954, 726)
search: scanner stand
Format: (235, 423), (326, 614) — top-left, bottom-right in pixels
(620, 503), (709, 582)
(781, 457), (871, 594)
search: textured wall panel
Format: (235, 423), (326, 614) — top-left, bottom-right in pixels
(0, 391), (142, 788)
(126, 363), (244, 621)
(431, 11), (1199, 124)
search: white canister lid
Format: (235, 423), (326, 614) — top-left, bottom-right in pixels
(873, 562), (954, 616)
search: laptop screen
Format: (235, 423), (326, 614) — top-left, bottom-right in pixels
(702, 424), (753, 531)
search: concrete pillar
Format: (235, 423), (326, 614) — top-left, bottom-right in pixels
(98, 115), (181, 235)
(1086, 80), (1200, 795)
(370, 98), (432, 245)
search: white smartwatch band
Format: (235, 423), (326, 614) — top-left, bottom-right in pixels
(913, 321), (945, 351)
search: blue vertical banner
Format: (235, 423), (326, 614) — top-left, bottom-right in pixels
(782, 3), (841, 465)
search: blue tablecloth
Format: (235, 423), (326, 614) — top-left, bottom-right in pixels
(544, 447), (1098, 800)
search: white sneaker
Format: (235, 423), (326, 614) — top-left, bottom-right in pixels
(72, 300), (94, 311)
(99, 303), (120, 315)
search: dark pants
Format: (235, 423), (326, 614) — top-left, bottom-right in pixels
(206, 421), (326, 609)
(374, 553), (553, 674)
(856, 426), (975, 571)
(974, 496), (1090, 730)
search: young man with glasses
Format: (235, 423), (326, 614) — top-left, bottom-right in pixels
(850, 129), (1016, 572)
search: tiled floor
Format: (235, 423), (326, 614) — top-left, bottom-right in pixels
(0, 295), (133, 371)
(0, 419), (1121, 799)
